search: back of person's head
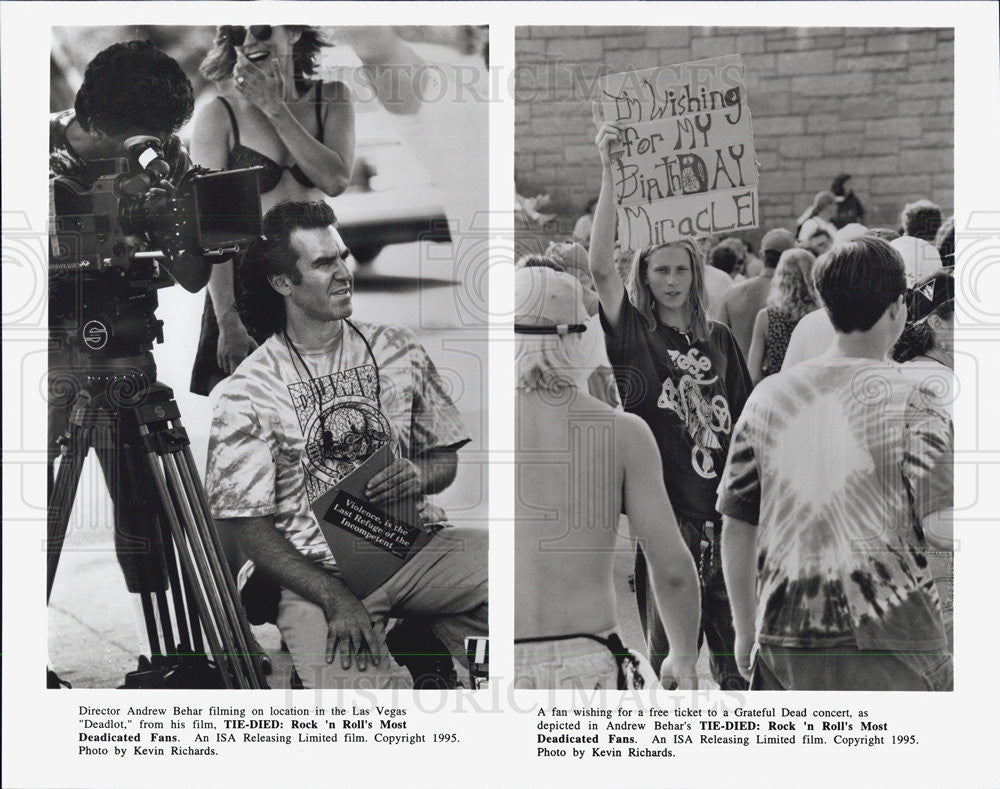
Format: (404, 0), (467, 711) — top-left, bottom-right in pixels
(709, 242), (742, 276)
(891, 298), (955, 364)
(865, 227), (901, 243)
(935, 215), (955, 267)
(760, 228), (796, 267)
(900, 199), (943, 244)
(767, 248), (819, 321)
(514, 266), (589, 392)
(834, 223), (868, 245)
(890, 235), (942, 287)
(814, 237), (907, 333)
(831, 173), (852, 197)
(545, 240), (599, 314)
(75, 40), (194, 136)
(237, 200), (337, 341)
(812, 190), (837, 214)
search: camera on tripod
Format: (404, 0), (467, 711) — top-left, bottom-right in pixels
(47, 137), (270, 689)
(50, 135), (263, 356)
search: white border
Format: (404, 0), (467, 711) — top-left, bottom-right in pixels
(3, 3), (999, 788)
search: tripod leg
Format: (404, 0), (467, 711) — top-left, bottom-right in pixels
(181, 572), (207, 656)
(175, 445), (267, 687)
(47, 420), (90, 602)
(156, 450), (249, 689)
(136, 447), (236, 690)
(155, 495), (196, 654)
(154, 589), (177, 658)
(140, 592), (164, 659)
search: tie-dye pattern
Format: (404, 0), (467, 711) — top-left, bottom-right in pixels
(717, 358), (951, 651)
(205, 323), (469, 569)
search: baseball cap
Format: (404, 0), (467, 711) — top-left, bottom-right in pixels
(760, 228), (796, 255)
(891, 236), (942, 287)
(515, 267), (588, 331)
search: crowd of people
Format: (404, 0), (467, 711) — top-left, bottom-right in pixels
(514, 120), (954, 691)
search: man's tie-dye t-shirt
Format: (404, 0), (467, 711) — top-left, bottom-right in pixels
(206, 323), (469, 570)
(717, 357), (951, 652)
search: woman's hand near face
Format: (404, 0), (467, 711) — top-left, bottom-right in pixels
(233, 50), (286, 118)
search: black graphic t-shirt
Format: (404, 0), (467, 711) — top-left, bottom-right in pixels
(601, 297), (751, 522)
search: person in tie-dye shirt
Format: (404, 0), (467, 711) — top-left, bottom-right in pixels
(718, 237), (953, 691)
(205, 200), (486, 688)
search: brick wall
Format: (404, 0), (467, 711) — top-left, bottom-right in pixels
(515, 26), (953, 244)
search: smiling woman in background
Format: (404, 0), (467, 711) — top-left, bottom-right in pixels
(190, 25), (355, 395)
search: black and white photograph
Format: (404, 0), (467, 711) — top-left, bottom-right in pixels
(3, 2), (1000, 789)
(515, 26), (957, 692)
(45, 24), (490, 691)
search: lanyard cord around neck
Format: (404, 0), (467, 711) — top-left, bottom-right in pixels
(282, 319), (382, 410)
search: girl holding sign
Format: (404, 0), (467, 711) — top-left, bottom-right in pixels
(589, 121), (752, 691)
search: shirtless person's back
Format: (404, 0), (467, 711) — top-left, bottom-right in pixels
(514, 267), (700, 690)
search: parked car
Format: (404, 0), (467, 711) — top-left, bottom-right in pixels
(333, 137), (451, 263)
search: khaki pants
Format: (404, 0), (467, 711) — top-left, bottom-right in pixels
(277, 526), (488, 689)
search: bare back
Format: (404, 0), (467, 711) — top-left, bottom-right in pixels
(515, 388), (629, 639)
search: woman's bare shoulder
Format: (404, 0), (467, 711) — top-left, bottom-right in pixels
(320, 79), (352, 102)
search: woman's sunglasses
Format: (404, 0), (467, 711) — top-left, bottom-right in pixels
(221, 25), (273, 48)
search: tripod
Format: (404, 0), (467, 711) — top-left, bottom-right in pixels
(47, 350), (267, 689)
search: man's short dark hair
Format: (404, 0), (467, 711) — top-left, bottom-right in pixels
(709, 243), (742, 275)
(75, 41), (194, 136)
(814, 237), (907, 333)
(236, 201), (337, 341)
(900, 199), (943, 244)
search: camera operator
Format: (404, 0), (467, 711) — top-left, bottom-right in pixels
(50, 41), (205, 289)
(48, 41), (207, 612)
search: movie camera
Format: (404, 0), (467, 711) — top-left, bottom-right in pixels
(50, 135), (262, 354)
(47, 136), (268, 688)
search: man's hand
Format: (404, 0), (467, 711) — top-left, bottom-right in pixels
(659, 655), (699, 691)
(734, 632), (754, 682)
(217, 313), (257, 374)
(365, 458), (423, 505)
(415, 500), (450, 533)
(320, 578), (387, 671)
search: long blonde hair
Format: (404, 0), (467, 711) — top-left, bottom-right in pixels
(766, 248), (820, 322)
(624, 239), (710, 342)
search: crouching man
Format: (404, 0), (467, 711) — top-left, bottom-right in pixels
(205, 200), (487, 688)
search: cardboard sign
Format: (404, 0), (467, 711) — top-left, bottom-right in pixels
(598, 54), (759, 249)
